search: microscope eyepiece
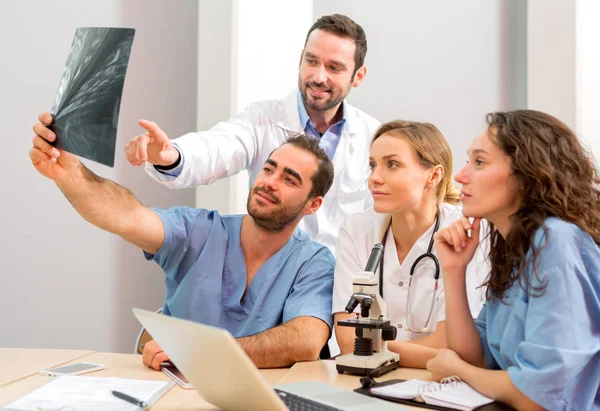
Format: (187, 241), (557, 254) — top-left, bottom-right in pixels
(364, 243), (384, 273)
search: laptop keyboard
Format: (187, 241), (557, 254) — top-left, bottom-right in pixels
(275, 389), (342, 411)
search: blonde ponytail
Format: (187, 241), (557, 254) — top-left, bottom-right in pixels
(444, 183), (461, 205)
(380, 215), (392, 244)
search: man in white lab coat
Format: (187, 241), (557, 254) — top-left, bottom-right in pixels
(125, 14), (381, 255)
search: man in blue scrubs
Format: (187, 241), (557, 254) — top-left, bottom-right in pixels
(30, 118), (335, 369)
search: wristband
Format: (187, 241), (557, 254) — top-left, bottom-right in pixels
(153, 149), (181, 171)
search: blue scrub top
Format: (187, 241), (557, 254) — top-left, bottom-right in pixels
(476, 217), (600, 410)
(145, 207), (335, 337)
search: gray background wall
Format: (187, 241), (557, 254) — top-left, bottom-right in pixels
(313, 0), (527, 169)
(0, 0), (197, 352)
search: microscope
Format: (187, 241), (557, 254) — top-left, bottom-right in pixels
(335, 244), (400, 377)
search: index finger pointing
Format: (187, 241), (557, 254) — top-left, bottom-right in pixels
(138, 119), (168, 142)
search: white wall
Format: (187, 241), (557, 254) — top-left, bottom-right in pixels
(528, 0), (600, 163)
(313, 0), (527, 169)
(528, 0), (577, 129)
(0, 0), (197, 352)
(576, 0), (600, 162)
(230, 0), (312, 212)
(193, 0), (237, 213)
(195, 0), (312, 213)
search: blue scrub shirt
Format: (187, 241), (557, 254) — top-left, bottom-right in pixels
(476, 217), (600, 410)
(145, 207), (335, 337)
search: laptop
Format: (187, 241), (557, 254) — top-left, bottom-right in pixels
(132, 308), (408, 411)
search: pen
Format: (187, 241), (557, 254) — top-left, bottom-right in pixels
(112, 390), (149, 408)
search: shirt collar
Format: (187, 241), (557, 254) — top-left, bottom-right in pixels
(297, 91), (347, 134)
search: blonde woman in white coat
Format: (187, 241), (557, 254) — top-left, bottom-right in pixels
(333, 120), (488, 368)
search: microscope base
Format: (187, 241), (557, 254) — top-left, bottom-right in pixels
(336, 360), (399, 377)
(335, 352), (399, 377)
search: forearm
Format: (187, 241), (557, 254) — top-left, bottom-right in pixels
(387, 322), (446, 368)
(388, 340), (438, 369)
(454, 362), (543, 411)
(164, 116), (257, 186)
(237, 317), (329, 368)
(334, 313), (355, 355)
(406, 322), (447, 349)
(56, 163), (144, 236)
(443, 272), (485, 366)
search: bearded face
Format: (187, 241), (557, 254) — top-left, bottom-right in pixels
(246, 184), (309, 232)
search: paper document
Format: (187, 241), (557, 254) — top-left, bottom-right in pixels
(371, 378), (494, 411)
(371, 379), (430, 399)
(3, 375), (174, 411)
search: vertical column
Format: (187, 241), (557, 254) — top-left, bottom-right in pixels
(576, 0), (600, 160)
(527, 0), (600, 160)
(527, 0), (577, 129)
(230, 0), (313, 212)
(195, 1), (237, 212)
(195, 0), (312, 213)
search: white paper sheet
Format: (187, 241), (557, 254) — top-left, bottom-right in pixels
(4, 375), (174, 411)
(370, 378), (494, 411)
(370, 379), (430, 399)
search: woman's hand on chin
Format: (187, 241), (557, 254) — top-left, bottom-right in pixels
(434, 217), (481, 277)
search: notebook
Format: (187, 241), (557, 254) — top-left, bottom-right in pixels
(371, 377), (493, 411)
(355, 377), (513, 411)
(3, 375), (174, 411)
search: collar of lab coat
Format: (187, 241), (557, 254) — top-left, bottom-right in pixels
(277, 90), (359, 140)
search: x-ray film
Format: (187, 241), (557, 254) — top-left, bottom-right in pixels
(50, 27), (135, 167)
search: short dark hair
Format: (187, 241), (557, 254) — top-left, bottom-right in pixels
(284, 134), (334, 198)
(304, 14), (367, 76)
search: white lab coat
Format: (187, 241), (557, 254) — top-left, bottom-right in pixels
(333, 204), (489, 341)
(145, 90), (381, 254)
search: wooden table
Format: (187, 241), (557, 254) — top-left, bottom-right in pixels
(0, 348), (94, 388)
(0, 350), (432, 409)
(278, 360), (431, 390)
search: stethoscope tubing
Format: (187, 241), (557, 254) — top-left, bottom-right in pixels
(379, 213), (441, 333)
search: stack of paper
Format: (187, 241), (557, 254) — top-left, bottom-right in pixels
(3, 375), (174, 411)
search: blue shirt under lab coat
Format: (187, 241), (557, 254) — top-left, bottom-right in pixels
(145, 207), (335, 337)
(297, 91), (347, 160)
(476, 217), (600, 411)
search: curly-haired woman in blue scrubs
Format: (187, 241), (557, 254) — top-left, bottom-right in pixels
(427, 110), (600, 410)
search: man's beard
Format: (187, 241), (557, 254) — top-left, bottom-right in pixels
(246, 186), (308, 232)
(299, 79), (351, 113)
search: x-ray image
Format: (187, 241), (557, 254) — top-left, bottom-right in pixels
(50, 27), (135, 167)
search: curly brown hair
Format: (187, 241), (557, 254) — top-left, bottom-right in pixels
(485, 110), (600, 300)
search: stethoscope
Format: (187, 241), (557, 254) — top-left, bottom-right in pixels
(379, 213), (441, 333)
